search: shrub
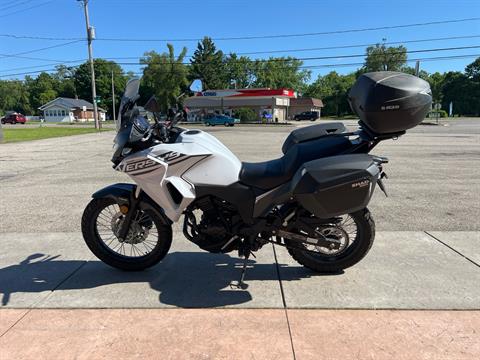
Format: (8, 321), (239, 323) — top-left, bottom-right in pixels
(427, 109), (448, 118)
(233, 108), (257, 122)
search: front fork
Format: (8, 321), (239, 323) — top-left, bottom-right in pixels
(118, 187), (142, 242)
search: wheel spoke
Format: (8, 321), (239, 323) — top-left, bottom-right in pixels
(95, 206), (159, 258)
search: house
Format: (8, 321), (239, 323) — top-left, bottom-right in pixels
(39, 97), (106, 123)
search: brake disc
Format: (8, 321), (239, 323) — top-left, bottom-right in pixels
(110, 212), (149, 244)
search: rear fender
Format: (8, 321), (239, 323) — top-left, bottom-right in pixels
(92, 183), (172, 225)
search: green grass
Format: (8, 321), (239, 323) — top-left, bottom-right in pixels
(1, 127), (112, 143)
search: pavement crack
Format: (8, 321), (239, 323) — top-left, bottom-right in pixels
(272, 243), (296, 360)
(0, 309), (32, 338)
(33, 258), (91, 308)
(425, 231), (480, 268)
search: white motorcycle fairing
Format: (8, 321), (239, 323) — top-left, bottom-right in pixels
(116, 129), (242, 221)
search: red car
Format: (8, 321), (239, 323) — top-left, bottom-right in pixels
(1, 113), (27, 124)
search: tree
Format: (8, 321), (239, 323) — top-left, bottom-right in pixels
(190, 37), (227, 89)
(465, 57), (480, 80)
(364, 44), (407, 72)
(74, 59), (127, 117)
(0, 80), (31, 115)
(441, 71), (475, 115)
(140, 44), (188, 112)
(224, 53), (255, 88)
(53, 65), (77, 99)
(252, 57), (310, 90)
(25, 72), (58, 113)
(463, 57), (480, 115)
(306, 71), (355, 117)
(427, 72), (446, 103)
(401, 66), (429, 80)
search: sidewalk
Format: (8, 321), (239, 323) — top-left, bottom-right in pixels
(1, 309), (479, 359)
(0, 231), (478, 309)
(0, 231), (479, 358)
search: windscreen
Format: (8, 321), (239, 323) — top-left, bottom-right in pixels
(116, 78), (140, 132)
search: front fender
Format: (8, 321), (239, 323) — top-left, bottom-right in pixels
(92, 183), (171, 225)
(92, 183), (135, 203)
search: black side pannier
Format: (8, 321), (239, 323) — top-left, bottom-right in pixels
(291, 154), (380, 219)
(282, 122), (346, 154)
(348, 71), (432, 135)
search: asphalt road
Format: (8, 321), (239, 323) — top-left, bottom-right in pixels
(0, 118), (479, 232)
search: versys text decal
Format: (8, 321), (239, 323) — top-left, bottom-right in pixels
(118, 159), (160, 174)
(156, 151), (185, 163)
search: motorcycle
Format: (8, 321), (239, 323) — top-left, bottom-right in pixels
(81, 72), (432, 287)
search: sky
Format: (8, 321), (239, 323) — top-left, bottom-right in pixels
(0, 0), (479, 82)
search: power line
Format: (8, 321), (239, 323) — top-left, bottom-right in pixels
(0, 0), (35, 13)
(0, 34), (477, 66)
(84, 35), (480, 60)
(0, 0), (56, 18)
(1, 44), (479, 74)
(0, 0), (24, 8)
(0, 53), (76, 62)
(0, 34), (82, 41)
(95, 17), (480, 42)
(0, 60), (85, 73)
(301, 54), (480, 69)
(234, 35), (480, 56)
(1, 53), (479, 79)
(0, 40), (84, 58)
(1, 17), (479, 42)
(0, 33), (476, 72)
(112, 45), (480, 66)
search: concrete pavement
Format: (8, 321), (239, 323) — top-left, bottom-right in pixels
(0, 231), (478, 309)
(1, 119), (479, 232)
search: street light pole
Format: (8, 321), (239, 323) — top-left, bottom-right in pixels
(78, 0), (100, 129)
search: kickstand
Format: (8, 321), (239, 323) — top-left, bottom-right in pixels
(230, 253), (250, 290)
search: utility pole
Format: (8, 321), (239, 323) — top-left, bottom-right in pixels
(78, 0), (100, 129)
(415, 60), (420, 77)
(111, 70), (116, 123)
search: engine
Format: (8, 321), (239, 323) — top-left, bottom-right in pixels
(183, 197), (241, 253)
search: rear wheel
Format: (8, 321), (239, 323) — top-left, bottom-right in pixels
(286, 208), (375, 273)
(81, 198), (172, 271)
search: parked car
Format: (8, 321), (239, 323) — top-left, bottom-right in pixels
(293, 111), (319, 121)
(204, 114), (239, 126)
(1, 113), (27, 124)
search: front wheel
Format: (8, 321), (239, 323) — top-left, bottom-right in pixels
(81, 198), (172, 271)
(286, 208), (375, 273)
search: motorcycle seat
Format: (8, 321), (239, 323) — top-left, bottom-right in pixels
(239, 135), (352, 190)
(281, 122), (346, 154)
